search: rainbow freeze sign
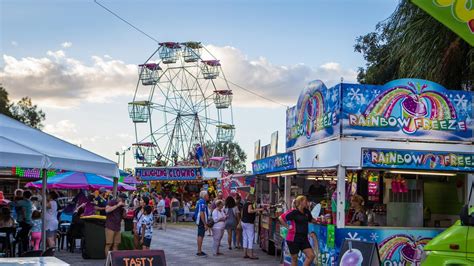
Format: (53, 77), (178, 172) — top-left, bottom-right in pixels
(362, 148), (474, 172)
(286, 80), (340, 150)
(342, 79), (472, 142)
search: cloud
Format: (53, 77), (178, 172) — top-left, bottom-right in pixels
(1, 45), (356, 109)
(43, 120), (77, 135)
(61, 42), (72, 48)
(11, 41), (18, 47)
(1, 50), (137, 107)
(205, 45), (357, 107)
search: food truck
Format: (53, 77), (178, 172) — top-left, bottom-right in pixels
(252, 78), (473, 265)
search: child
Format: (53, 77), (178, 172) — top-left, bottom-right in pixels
(140, 205), (153, 250)
(30, 210), (42, 250)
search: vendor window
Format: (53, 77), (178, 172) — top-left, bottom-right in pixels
(349, 171), (467, 228)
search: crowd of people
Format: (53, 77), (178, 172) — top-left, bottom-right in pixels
(194, 190), (265, 259)
(0, 185), (324, 265)
(0, 189), (61, 256)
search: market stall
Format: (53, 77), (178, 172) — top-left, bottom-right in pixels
(261, 78), (473, 265)
(251, 152), (296, 255)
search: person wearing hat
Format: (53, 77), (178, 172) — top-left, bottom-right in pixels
(96, 187), (108, 216)
(104, 193), (128, 257)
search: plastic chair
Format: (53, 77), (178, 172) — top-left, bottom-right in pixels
(0, 228), (15, 257)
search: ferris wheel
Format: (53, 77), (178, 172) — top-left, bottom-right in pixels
(128, 41), (235, 166)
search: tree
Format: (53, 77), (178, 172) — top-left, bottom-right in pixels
(0, 85), (46, 129)
(354, 0), (473, 90)
(0, 86), (12, 117)
(205, 141), (247, 173)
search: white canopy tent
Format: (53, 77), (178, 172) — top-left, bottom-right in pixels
(0, 114), (119, 251)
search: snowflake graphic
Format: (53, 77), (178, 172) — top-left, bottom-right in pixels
(370, 232), (379, 241)
(347, 232), (361, 240)
(454, 94), (467, 110)
(363, 150), (372, 162)
(348, 88), (363, 102)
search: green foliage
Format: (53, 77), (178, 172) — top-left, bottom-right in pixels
(355, 0), (473, 90)
(205, 141), (247, 173)
(0, 85), (46, 129)
(0, 86), (12, 117)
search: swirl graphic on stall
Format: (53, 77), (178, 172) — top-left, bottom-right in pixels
(286, 80), (340, 150)
(363, 81), (456, 134)
(378, 234), (430, 265)
(343, 78), (472, 141)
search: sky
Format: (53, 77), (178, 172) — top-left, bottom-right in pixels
(0, 0), (399, 171)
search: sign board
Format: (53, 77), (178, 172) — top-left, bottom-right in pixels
(342, 79), (473, 142)
(412, 0), (474, 46)
(136, 167), (202, 181)
(254, 140), (261, 160)
(260, 144), (271, 159)
(106, 250), (166, 266)
(362, 148), (474, 172)
(270, 131), (279, 156)
(252, 152), (295, 175)
(286, 80), (341, 151)
(337, 239), (380, 266)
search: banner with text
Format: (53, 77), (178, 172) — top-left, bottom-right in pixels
(362, 148), (474, 172)
(286, 80), (340, 150)
(106, 250), (166, 266)
(342, 79), (472, 142)
(136, 167), (202, 181)
(252, 152), (295, 175)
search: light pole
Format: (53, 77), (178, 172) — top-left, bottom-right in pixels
(115, 152), (121, 167)
(116, 147), (131, 170)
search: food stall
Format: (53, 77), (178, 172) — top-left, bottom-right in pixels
(137, 157), (225, 202)
(252, 152), (297, 255)
(273, 78), (473, 265)
(219, 173), (255, 199)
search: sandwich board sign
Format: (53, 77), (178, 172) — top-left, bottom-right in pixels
(106, 250), (166, 266)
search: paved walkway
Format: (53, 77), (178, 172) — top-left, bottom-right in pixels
(56, 223), (280, 266)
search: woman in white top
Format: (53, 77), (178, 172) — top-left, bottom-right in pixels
(45, 191), (59, 248)
(211, 200), (227, 256)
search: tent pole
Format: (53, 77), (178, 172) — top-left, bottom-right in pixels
(113, 177), (118, 198)
(41, 169), (47, 252)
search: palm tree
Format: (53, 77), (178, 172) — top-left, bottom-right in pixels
(355, 0), (473, 90)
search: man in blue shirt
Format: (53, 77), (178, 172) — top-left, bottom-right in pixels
(16, 190), (33, 254)
(196, 190), (209, 257)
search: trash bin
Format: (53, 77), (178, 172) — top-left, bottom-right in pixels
(81, 215), (106, 259)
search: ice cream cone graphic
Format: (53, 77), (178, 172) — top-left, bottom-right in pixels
(401, 95), (427, 134)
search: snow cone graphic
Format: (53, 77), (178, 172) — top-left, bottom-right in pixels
(362, 80), (457, 135)
(378, 234), (431, 265)
(400, 244), (424, 265)
(401, 94), (427, 134)
(339, 248), (363, 266)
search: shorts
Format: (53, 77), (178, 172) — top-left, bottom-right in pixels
(197, 223), (205, 237)
(287, 238), (311, 255)
(46, 230), (57, 238)
(143, 237), (152, 247)
(105, 228), (122, 245)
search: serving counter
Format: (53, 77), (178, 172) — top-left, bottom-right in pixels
(283, 223), (446, 265)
